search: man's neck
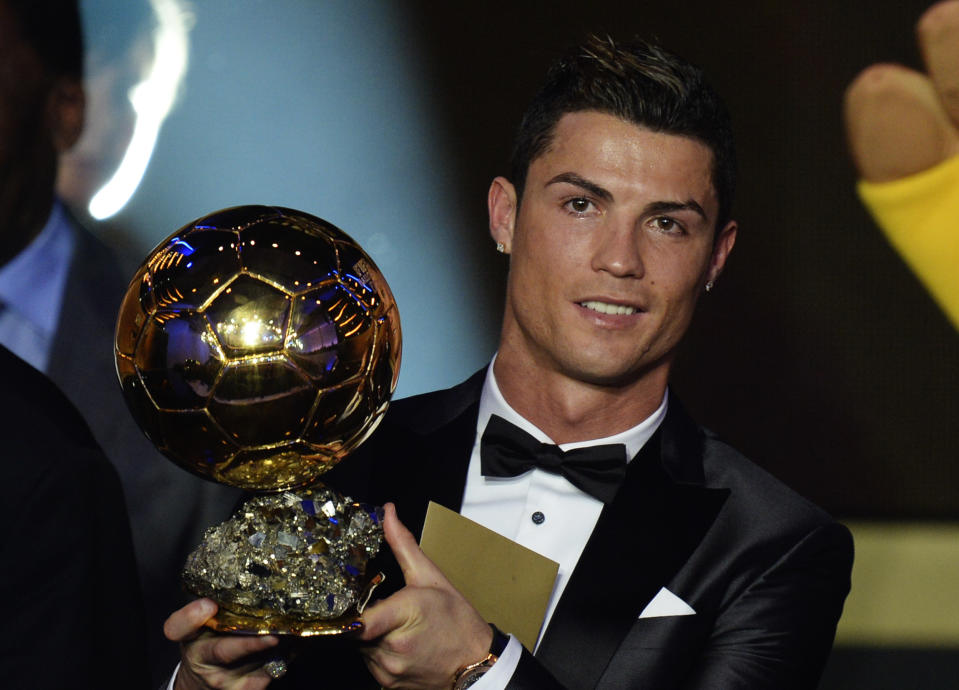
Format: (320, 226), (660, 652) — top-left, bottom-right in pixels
(491, 352), (669, 445)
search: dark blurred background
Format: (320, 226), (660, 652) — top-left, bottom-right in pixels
(68, 1), (958, 686)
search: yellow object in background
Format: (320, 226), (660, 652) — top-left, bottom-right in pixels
(837, 522), (959, 647)
(858, 154), (959, 331)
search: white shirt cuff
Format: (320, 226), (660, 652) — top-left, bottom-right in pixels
(465, 634), (522, 689)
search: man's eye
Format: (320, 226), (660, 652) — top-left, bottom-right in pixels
(654, 217), (680, 232)
(567, 198), (592, 213)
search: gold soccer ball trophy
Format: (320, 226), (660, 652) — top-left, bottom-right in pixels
(115, 205), (401, 635)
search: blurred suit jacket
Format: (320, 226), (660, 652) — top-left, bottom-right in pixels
(43, 213), (240, 685)
(282, 369), (853, 689)
(0, 343), (149, 688)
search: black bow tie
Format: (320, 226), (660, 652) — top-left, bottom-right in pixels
(480, 414), (628, 504)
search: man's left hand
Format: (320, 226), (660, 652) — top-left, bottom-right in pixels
(358, 503), (493, 689)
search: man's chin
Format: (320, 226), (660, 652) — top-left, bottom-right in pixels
(558, 354), (668, 391)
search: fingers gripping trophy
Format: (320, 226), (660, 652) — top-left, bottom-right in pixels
(115, 205), (401, 635)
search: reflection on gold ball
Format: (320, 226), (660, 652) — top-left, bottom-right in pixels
(115, 205), (401, 491)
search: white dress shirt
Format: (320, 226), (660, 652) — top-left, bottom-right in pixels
(462, 362), (667, 688)
(0, 200), (75, 372)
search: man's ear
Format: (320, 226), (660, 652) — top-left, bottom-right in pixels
(488, 176), (518, 253)
(47, 78), (85, 153)
(706, 220), (737, 286)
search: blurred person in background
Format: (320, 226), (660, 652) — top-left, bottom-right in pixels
(0, 0), (237, 684)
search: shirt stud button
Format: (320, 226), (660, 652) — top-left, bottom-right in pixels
(531, 511), (545, 525)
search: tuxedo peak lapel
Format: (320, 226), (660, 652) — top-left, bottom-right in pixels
(367, 369), (485, 537)
(417, 398), (479, 517)
(658, 393), (708, 485)
(390, 368), (486, 435)
(535, 403), (729, 688)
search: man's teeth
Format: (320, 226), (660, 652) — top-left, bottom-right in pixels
(580, 300), (637, 315)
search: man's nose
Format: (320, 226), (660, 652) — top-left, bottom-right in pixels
(590, 220), (645, 278)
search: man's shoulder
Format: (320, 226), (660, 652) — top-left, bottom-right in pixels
(0, 344), (99, 451)
(694, 424), (849, 559)
(381, 367), (486, 435)
(62, 208), (130, 293)
(664, 398), (843, 541)
(0, 344), (120, 501)
(329, 369), (485, 491)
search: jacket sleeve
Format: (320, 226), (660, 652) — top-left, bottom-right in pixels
(679, 521), (854, 689)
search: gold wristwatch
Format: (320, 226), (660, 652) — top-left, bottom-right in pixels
(451, 624), (509, 690)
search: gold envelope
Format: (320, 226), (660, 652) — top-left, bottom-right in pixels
(419, 501), (559, 650)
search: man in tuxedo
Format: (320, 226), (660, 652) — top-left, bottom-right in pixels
(167, 36), (853, 689)
(0, 1), (238, 683)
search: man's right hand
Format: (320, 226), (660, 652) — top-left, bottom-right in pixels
(163, 598), (282, 690)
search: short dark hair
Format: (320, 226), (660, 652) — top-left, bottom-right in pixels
(510, 35), (736, 231)
(5, 0), (84, 81)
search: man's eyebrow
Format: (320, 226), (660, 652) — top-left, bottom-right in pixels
(545, 172), (613, 201)
(643, 199), (708, 221)
(545, 173), (709, 221)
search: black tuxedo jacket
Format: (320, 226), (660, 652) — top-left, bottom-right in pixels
(288, 369), (853, 689)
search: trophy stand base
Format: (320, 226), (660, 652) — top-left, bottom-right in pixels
(202, 571), (385, 636)
(183, 486), (386, 636)
(205, 610), (363, 636)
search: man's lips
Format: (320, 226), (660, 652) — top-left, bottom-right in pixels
(578, 300), (640, 316)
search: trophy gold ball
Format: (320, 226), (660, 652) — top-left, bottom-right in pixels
(115, 205), (401, 634)
(115, 205), (401, 492)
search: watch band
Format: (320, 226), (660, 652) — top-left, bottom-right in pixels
(452, 654), (496, 690)
(451, 624), (509, 690)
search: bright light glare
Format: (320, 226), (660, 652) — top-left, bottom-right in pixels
(88, 0), (192, 220)
(241, 319), (265, 347)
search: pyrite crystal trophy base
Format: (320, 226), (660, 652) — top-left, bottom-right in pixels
(182, 484), (385, 635)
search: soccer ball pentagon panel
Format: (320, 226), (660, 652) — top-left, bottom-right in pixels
(115, 206), (401, 492)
